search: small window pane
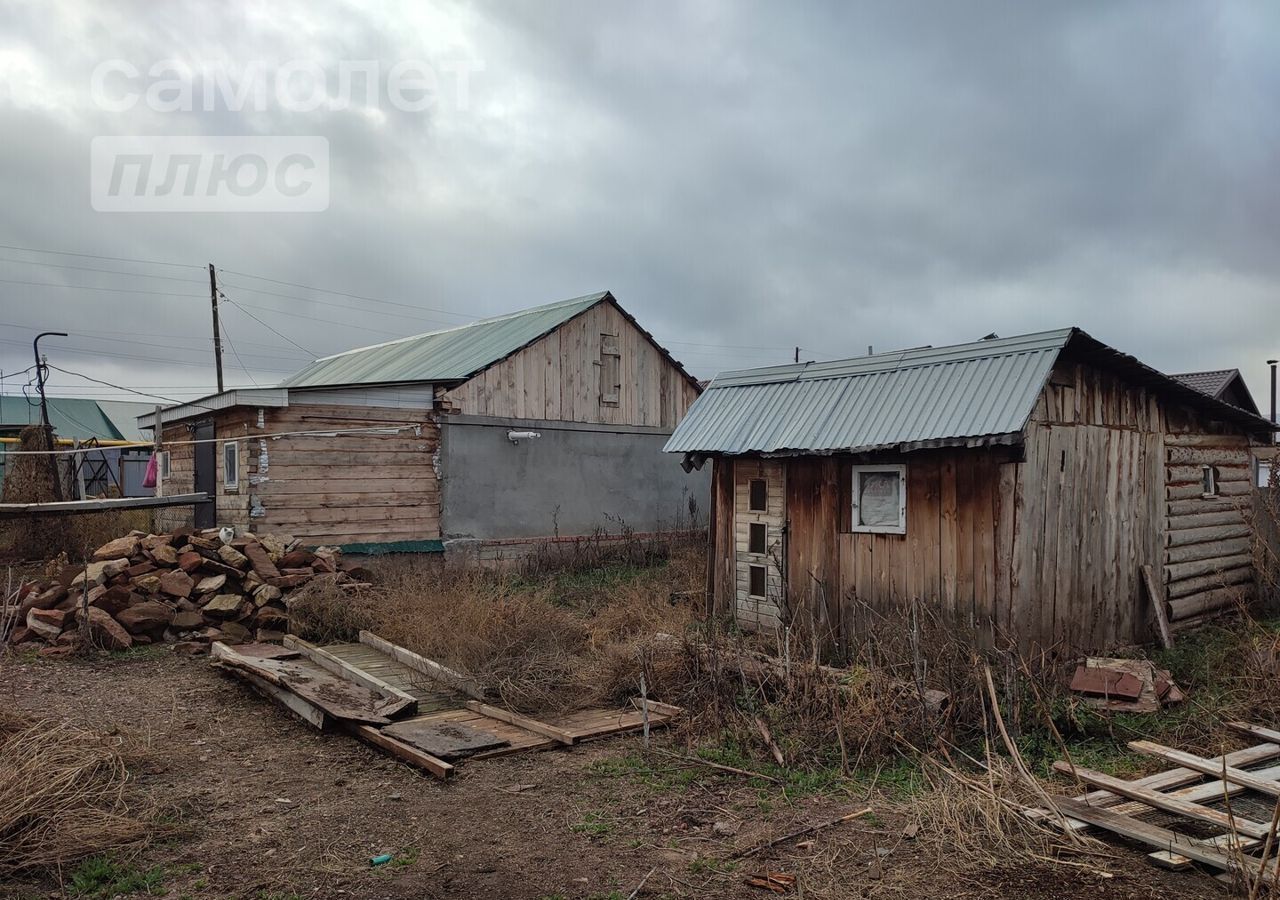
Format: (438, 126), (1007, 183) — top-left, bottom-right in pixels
(749, 479), (767, 511)
(749, 564), (766, 597)
(1202, 465), (1217, 497)
(224, 441), (239, 488)
(857, 471), (901, 527)
(1260, 462), (1273, 489)
(749, 522), (767, 554)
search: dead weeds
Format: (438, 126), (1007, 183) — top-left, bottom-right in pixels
(0, 709), (155, 876)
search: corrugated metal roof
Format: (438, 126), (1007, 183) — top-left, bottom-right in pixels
(666, 330), (1068, 455)
(0, 395), (130, 441)
(280, 292), (609, 388)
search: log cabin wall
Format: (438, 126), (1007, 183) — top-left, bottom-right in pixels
(440, 299), (700, 428)
(707, 357), (1263, 655)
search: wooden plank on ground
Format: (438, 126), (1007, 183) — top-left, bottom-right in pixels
(465, 700), (575, 744)
(1040, 742), (1280, 834)
(359, 630), (486, 700)
(1127, 741), (1280, 798)
(383, 718), (511, 759)
(344, 723), (453, 779)
(212, 642), (396, 725)
(283, 635), (418, 715)
(1052, 797), (1268, 877)
(1067, 765), (1273, 839)
(1229, 722), (1280, 745)
(212, 643), (327, 730)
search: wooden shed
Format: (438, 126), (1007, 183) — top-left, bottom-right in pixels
(665, 328), (1275, 654)
(142, 292), (706, 558)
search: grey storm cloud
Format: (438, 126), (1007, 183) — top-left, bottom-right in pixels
(0, 0), (1277, 408)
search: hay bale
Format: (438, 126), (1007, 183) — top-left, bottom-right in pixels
(1, 424), (74, 559)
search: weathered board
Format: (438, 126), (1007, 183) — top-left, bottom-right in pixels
(707, 355), (1266, 652)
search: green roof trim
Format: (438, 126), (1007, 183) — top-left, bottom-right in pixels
(331, 539), (445, 555)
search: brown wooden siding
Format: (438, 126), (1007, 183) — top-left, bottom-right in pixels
(707, 357), (1263, 654)
(442, 300), (699, 428)
(251, 402), (440, 545)
(156, 403), (440, 546)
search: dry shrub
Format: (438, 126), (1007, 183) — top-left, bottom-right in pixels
(0, 710), (153, 875)
(286, 576), (376, 643)
(368, 543), (703, 713)
(905, 755), (1109, 878)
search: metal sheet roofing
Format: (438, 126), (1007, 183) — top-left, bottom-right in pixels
(0, 395), (131, 442)
(280, 292), (609, 389)
(667, 327), (1275, 456)
(666, 330), (1069, 455)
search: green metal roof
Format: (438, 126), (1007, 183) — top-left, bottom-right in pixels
(280, 292), (610, 389)
(0, 395), (130, 441)
(667, 327), (1275, 457)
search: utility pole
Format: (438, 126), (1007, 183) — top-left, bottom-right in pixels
(209, 263), (224, 393)
(32, 331), (67, 500)
(1268, 359), (1277, 443)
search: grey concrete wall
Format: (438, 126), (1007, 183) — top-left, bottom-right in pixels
(438, 414), (709, 540)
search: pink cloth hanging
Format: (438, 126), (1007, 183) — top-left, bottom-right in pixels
(142, 453), (158, 489)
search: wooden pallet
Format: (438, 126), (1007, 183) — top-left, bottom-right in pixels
(1027, 722), (1280, 883)
(212, 632), (680, 780)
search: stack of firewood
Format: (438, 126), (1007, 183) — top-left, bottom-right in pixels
(6, 529), (369, 657)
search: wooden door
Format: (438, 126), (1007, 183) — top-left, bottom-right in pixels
(192, 420), (216, 529)
(733, 459), (786, 630)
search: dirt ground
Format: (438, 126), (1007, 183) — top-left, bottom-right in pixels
(1, 651), (1229, 900)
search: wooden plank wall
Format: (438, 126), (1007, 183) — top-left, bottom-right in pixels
(441, 300), (700, 428)
(732, 459), (786, 632)
(251, 403), (440, 545)
(707, 459), (735, 616)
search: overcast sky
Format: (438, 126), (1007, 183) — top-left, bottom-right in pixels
(1, 1), (1278, 414)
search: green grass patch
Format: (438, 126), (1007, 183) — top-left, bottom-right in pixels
(570, 811), (613, 837)
(68, 855), (166, 897)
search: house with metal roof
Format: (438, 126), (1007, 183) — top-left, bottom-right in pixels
(142, 292), (706, 557)
(666, 327), (1275, 654)
(0, 395), (154, 497)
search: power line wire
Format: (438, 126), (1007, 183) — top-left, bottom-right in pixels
(0, 243), (202, 269)
(221, 268), (475, 321)
(219, 278), (463, 329)
(46, 364), (219, 410)
(218, 293), (317, 356)
(0, 255), (207, 284)
(0, 338), (296, 373)
(0, 277), (204, 298)
(217, 317), (260, 387)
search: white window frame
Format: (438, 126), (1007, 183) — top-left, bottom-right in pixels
(1201, 464), (1218, 499)
(851, 464), (907, 535)
(223, 440), (240, 490)
(1258, 460), (1273, 489)
(158, 450), (171, 479)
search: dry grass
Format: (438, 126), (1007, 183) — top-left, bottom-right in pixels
(286, 576), (377, 644)
(367, 542), (703, 712)
(0, 709), (154, 875)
